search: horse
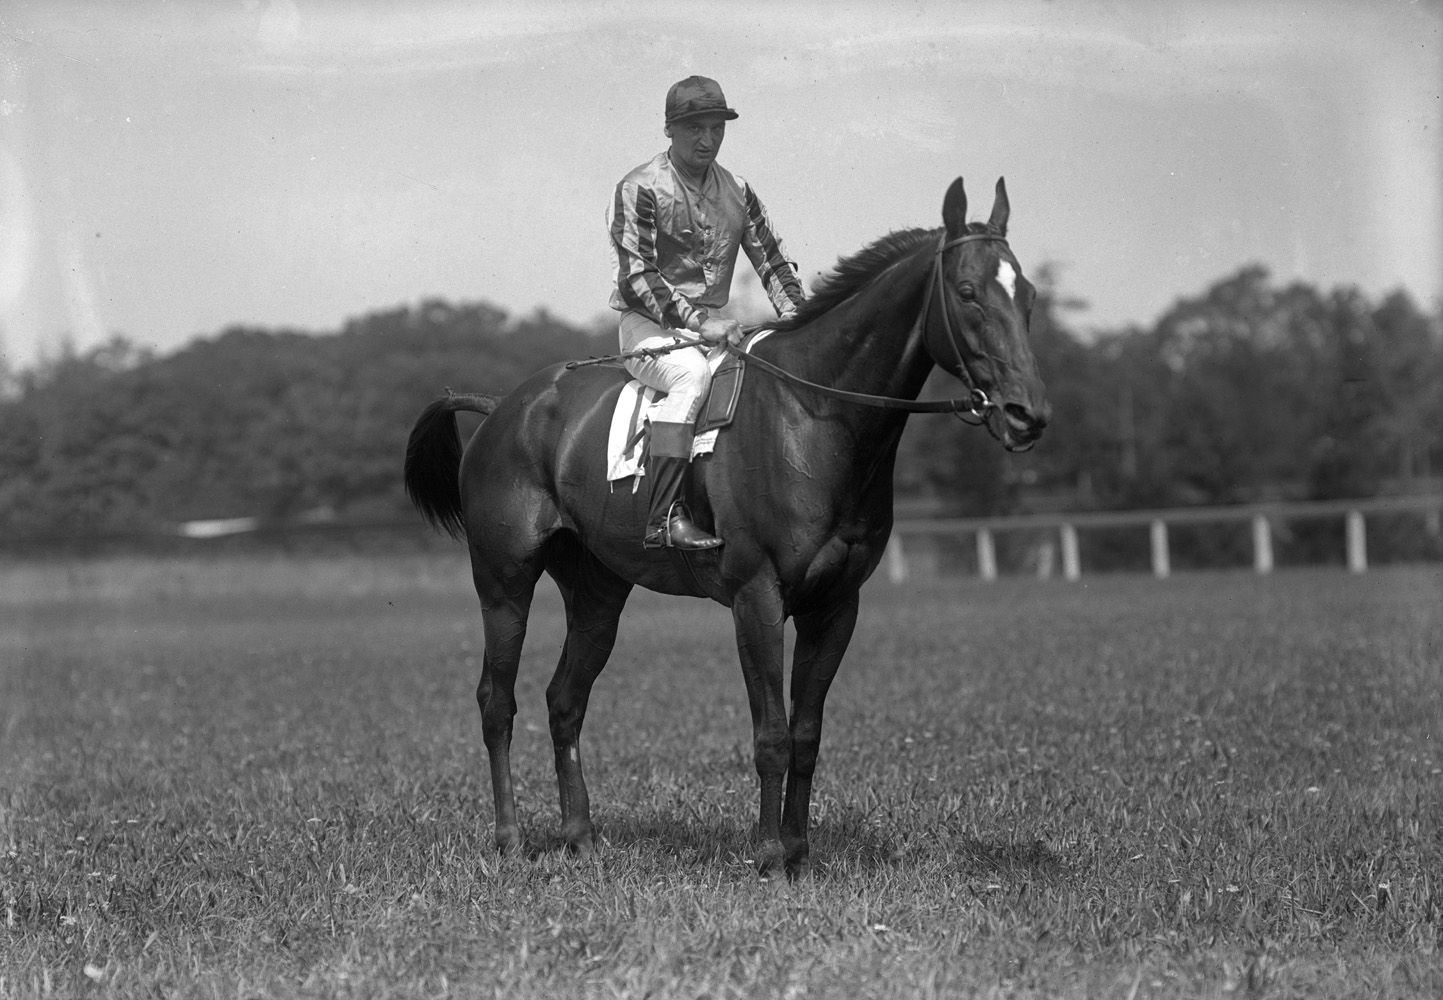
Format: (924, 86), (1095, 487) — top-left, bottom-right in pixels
(403, 177), (1050, 879)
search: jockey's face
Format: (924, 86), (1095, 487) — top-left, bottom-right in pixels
(667, 113), (727, 180)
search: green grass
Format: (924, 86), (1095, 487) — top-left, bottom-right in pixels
(3, 556), (1440, 998)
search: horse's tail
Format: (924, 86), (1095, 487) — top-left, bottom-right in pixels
(403, 391), (500, 540)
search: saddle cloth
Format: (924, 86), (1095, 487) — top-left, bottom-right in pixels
(606, 329), (776, 483)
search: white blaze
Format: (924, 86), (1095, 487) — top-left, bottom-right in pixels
(995, 260), (1017, 303)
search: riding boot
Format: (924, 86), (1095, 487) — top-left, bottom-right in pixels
(643, 421), (722, 550)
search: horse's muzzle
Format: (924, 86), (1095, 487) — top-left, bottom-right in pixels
(999, 402), (1048, 452)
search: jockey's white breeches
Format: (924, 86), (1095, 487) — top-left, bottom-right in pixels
(618, 310), (711, 425)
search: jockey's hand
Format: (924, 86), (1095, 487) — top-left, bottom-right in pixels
(698, 315), (744, 347)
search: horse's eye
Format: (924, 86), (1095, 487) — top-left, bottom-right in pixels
(959, 283), (976, 300)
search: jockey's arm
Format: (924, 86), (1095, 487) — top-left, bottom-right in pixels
(739, 183), (806, 318)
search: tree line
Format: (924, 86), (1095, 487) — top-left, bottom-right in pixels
(1, 267), (1438, 545)
(901, 265), (1440, 513)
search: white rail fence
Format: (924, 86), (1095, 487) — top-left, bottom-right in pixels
(885, 494), (1443, 582)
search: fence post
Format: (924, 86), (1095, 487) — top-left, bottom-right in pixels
(1060, 523), (1081, 581)
(1346, 510), (1367, 573)
(1035, 541), (1055, 579)
(1150, 519), (1170, 578)
(976, 528), (998, 582)
(885, 535), (907, 583)
(1252, 514), (1273, 574)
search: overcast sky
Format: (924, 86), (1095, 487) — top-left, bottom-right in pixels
(1, 0), (1439, 370)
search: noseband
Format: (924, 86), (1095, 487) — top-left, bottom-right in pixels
(919, 231), (1010, 425)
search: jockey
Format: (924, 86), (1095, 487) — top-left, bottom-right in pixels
(607, 75), (806, 550)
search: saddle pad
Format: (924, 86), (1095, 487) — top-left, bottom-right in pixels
(606, 329), (776, 483)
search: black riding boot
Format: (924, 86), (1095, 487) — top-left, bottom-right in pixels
(643, 421), (721, 550)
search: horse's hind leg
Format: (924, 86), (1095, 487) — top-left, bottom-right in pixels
(782, 591), (859, 877)
(544, 536), (632, 855)
(474, 566), (540, 856)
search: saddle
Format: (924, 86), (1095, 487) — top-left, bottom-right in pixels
(605, 330), (774, 483)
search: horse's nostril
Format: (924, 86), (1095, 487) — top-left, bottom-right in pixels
(1003, 403), (1037, 431)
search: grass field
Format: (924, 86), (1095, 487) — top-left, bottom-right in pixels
(3, 555), (1440, 998)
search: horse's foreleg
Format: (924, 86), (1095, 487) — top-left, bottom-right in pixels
(546, 570), (631, 857)
(732, 578), (789, 879)
(783, 591), (859, 877)
(478, 591), (534, 855)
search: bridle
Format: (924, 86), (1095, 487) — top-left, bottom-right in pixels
(722, 231), (1010, 420)
(917, 230), (1010, 427)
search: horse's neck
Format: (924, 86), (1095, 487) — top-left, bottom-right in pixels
(766, 249), (934, 405)
(744, 247), (934, 505)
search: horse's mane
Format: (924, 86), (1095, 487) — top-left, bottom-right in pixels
(768, 222), (987, 333)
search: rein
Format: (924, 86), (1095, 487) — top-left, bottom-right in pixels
(721, 343), (982, 413)
(569, 232), (1008, 420)
(729, 231), (1007, 420)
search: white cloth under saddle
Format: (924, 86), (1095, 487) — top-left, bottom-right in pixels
(605, 330), (776, 484)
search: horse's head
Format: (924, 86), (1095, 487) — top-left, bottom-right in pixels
(922, 177), (1051, 451)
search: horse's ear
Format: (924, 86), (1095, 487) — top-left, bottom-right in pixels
(942, 177), (968, 237)
(987, 177), (1010, 236)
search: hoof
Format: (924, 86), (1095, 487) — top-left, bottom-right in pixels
(565, 834), (595, 858)
(561, 817), (595, 857)
(785, 854), (814, 881)
(495, 825), (523, 856)
(755, 840), (787, 881)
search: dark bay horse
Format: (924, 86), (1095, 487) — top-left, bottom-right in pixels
(404, 177), (1050, 878)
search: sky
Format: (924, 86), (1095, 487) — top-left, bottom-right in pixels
(1, 0), (1440, 371)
